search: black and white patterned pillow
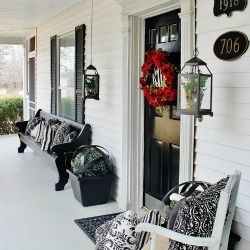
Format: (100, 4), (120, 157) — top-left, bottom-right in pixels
(103, 210), (139, 250)
(41, 122), (60, 151)
(168, 177), (229, 250)
(52, 122), (71, 145)
(63, 130), (78, 143)
(35, 120), (46, 143)
(96, 219), (114, 250)
(25, 117), (41, 135)
(136, 210), (161, 250)
(167, 198), (186, 230)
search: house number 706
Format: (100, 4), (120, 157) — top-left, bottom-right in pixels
(220, 37), (240, 54)
(214, 31), (249, 60)
(220, 0), (239, 10)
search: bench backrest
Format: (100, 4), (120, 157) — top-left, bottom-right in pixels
(212, 171), (241, 250)
(36, 109), (83, 132)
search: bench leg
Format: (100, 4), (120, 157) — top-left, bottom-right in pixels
(18, 141), (27, 153)
(55, 155), (69, 191)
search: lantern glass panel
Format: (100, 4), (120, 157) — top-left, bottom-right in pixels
(199, 74), (211, 111)
(84, 74), (98, 98)
(179, 73), (199, 112)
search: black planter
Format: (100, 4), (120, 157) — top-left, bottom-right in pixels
(67, 170), (115, 207)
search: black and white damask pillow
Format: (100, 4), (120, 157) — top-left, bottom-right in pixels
(136, 209), (161, 250)
(63, 130), (78, 143)
(103, 210), (139, 250)
(95, 219), (114, 250)
(25, 117), (41, 135)
(52, 122), (71, 145)
(168, 177), (229, 250)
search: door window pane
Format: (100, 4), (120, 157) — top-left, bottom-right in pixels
(59, 33), (75, 120)
(169, 23), (178, 41)
(150, 29), (157, 44)
(159, 26), (168, 43)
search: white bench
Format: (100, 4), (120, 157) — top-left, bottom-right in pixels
(136, 171), (241, 250)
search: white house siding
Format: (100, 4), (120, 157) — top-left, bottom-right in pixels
(30, 0), (250, 247)
(34, 0), (124, 202)
(122, 0), (250, 246)
(194, 0), (250, 245)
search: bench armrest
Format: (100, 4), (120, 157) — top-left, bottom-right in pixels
(136, 223), (219, 248)
(15, 121), (28, 133)
(51, 124), (91, 155)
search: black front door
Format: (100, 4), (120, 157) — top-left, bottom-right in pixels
(144, 10), (181, 209)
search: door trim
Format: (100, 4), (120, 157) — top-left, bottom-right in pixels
(25, 28), (37, 119)
(121, 0), (195, 211)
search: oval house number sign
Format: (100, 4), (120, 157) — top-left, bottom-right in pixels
(214, 31), (249, 61)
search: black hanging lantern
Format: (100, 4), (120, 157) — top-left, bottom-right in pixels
(84, 64), (99, 99)
(177, 53), (213, 118)
(177, 0), (213, 119)
(83, 0), (100, 100)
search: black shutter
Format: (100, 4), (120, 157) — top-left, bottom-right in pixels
(50, 35), (57, 115)
(75, 24), (86, 124)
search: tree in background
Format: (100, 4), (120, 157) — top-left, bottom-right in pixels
(0, 44), (24, 96)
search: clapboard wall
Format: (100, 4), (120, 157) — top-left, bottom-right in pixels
(34, 0), (123, 202)
(194, 0), (250, 243)
(121, 0), (250, 246)
(31, 0), (250, 246)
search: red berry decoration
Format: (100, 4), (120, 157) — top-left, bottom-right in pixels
(140, 50), (177, 108)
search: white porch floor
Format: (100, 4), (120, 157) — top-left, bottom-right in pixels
(0, 135), (121, 250)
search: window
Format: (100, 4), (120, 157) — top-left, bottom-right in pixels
(58, 33), (75, 120)
(159, 25), (168, 43)
(50, 24), (86, 123)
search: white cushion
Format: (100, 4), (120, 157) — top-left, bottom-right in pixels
(30, 125), (39, 138)
(142, 236), (169, 250)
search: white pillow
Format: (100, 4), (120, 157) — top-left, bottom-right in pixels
(30, 124), (39, 138)
(103, 210), (139, 250)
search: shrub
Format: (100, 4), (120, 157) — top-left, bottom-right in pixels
(0, 97), (23, 135)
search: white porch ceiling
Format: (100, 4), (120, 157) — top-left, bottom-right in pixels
(0, 0), (84, 38)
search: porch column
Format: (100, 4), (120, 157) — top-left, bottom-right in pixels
(179, 0), (195, 183)
(121, 15), (144, 211)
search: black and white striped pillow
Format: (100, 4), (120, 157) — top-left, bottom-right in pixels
(136, 210), (161, 250)
(41, 123), (60, 151)
(35, 120), (46, 143)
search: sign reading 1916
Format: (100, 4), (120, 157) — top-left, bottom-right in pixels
(214, 31), (249, 61)
(214, 0), (248, 17)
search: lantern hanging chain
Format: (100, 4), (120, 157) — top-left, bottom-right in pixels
(90, 0), (93, 65)
(194, 0), (199, 57)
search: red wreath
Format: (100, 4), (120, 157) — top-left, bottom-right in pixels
(140, 50), (177, 108)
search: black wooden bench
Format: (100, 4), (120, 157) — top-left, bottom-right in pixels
(16, 109), (91, 191)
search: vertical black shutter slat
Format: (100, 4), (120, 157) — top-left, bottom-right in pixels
(75, 24), (86, 124)
(50, 35), (57, 115)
